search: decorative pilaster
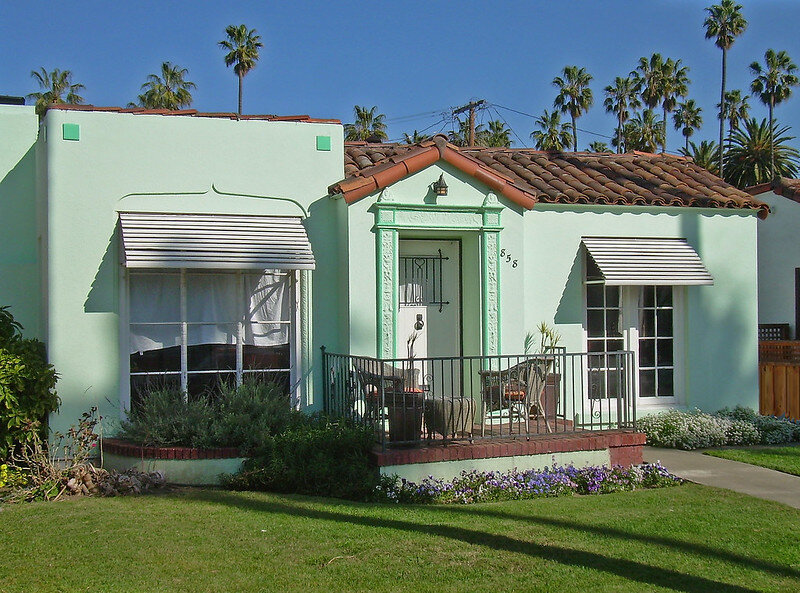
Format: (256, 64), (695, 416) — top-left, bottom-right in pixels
(481, 230), (501, 355)
(376, 227), (398, 359)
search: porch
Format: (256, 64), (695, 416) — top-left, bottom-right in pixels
(321, 349), (639, 453)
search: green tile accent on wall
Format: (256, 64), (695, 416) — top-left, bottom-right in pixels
(62, 123), (80, 141)
(316, 135), (331, 151)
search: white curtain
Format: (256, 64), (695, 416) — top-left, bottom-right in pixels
(244, 272), (291, 346)
(129, 270), (292, 355)
(129, 273), (181, 355)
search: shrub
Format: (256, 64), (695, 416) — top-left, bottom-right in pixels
(374, 463), (681, 505)
(212, 380), (304, 455)
(118, 389), (217, 449)
(753, 415), (796, 445)
(638, 409), (728, 450)
(0, 306), (59, 458)
(725, 419), (761, 445)
(639, 406), (800, 449)
(222, 417), (378, 500)
(118, 381), (302, 452)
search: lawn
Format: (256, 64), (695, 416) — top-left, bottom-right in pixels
(705, 446), (800, 476)
(2, 485), (800, 593)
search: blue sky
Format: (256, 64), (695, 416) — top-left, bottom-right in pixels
(3, 0), (800, 152)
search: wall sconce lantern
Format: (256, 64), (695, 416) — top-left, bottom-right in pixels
(432, 174), (448, 196)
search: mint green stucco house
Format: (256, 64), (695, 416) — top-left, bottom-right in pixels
(0, 101), (767, 437)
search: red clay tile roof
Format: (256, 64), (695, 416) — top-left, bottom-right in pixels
(46, 103), (340, 124)
(746, 178), (800, 204)
(332, 134), (768, 217)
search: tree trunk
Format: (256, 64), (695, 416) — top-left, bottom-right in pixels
(238, 72), (243, 116)
(719, 48), (727, 179)
(662, 106), (668, 153)
(685, 134), (689, 152)
(770, 96), (775, 180)
(572, 114), (577, 151)
(618, 111), (623, 153)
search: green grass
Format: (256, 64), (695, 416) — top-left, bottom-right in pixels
(2, 485), (800, 592)
(705, 445), (800, 476)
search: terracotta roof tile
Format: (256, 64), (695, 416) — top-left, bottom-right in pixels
(327, 140), (770, 216)
(746, 178), (800, 204)
(45, 103), (340, 124)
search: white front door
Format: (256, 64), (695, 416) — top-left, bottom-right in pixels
(397, 240), (461, 360)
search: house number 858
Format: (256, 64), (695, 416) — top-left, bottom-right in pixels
(500, 249), (518, 268)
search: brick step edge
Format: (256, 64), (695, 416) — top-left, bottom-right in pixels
(102, 438), (241, 460)
(371, 430), (646, 467)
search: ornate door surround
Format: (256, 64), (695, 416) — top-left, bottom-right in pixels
(373, 189), (503, 358)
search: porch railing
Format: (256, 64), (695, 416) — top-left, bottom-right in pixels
(321, 348), (636, 449)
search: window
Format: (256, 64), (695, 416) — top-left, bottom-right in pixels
(128, 269), (294, 404)
(637, 286), (674, 398)
(585, 256), (681, 403)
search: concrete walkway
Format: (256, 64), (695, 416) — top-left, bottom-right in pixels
(643, 446), (800, 509)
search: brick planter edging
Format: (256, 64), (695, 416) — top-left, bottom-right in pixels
(371, 430), (646, 467)
(102, 438), (240, 460)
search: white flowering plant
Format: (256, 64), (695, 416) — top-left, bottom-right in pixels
(639, 406), (800, 450)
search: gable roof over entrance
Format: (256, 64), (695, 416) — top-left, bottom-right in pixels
(329, 134), (768, 217)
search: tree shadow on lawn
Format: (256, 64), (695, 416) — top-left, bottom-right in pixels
(439, 503), (800, 582)
(190, 490), (765, 593)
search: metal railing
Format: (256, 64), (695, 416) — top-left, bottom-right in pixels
(321, 347), (636, 449)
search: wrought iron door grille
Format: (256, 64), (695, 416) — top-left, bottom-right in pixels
(399, 249), (450, 312)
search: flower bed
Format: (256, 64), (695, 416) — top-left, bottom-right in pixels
(638, 407), (800, 450)
(374, 462), (681, 504)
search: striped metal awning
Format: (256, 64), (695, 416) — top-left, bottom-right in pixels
(582, 237), (713, 286)
(119, 212), (315, 270)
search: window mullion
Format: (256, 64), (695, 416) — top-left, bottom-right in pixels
(180, 269), (188, 399)
(236, 271), (244, 386)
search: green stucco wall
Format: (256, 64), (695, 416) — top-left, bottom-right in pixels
(30, 109), (343, 434)
(756, 191), (797, 335)
(340, 163), (760, 414)
(0, 105), (40, 337)
(1, 103), (761, 433)
(380, 449), (610, 483)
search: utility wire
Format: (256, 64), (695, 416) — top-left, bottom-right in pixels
(492, 103), (615, 140)
(387, 116), (448, 143)
(490, 105), (529, 148)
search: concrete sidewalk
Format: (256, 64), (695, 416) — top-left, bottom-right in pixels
(643, 446), (800, 509)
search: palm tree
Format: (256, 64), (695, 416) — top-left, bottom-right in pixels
(530, 109), (573, 151)
(448, 117), (487, 147)
(704, 0), (747, 178)
(218, 24), (264, 115)
(604, 76), (641, 152)
(614, 109), (664, 153)
(724, 117), (800, 188)
(27, 67), (85, 117)
(750, 49), (800, 179)
(679, 140), (720, 176)
(553, 66), (593, 152)
(135, 62), (195, 110)
(403, 130), (429, 144)
(483, 120), (511, 147)
(634, 54), (689, 152)
(344, 106), (388, 141)
(717, 89), (750, 160)
(672, 100), (703, 151)
(587, 141), (612, 153)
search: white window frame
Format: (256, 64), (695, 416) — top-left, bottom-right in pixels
(119, 268), (300, 416)
(582, 275), (685, 412)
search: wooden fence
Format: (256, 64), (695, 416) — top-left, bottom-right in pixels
(759, 341), (800, 420)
